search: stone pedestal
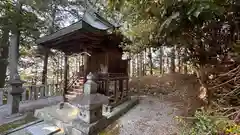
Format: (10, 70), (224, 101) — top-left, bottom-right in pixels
(74, 94), (108, 124)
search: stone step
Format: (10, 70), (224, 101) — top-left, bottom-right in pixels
(65, 94), (77, 99)
(67, 91), (82, 95)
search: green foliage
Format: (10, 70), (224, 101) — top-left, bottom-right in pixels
(189, 110), (225, 134)
(107, 0), (236, 68)
(178, 109), (240, 135)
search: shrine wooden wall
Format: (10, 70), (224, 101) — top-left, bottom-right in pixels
(86, 48), (128, 75)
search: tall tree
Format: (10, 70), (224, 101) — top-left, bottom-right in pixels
(170, 47), (175, 73)
(177, 47), (181, 73)
(0, 0), (42, 87)
(159, 47), (163, 74)
(41, 0), (57, 85)
(148, 48), (153, 75)
(0, 26), (9, 88)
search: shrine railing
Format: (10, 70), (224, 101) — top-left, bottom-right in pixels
(0, 84), (63, 106)
(97, 73), (129, 108)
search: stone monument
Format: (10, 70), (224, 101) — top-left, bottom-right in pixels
(71, 72), (108, 135)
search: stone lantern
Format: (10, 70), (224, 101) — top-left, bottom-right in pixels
(8, 34), (25, 115)
(72, 72), (108, 124)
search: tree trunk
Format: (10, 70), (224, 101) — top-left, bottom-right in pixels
(140, 51), (144, 76)
(60, 54), (63, 82)
(196, 65), (210, 106)
(184, 64), (188, 74)
(162, 58), (165, 74)
(177, 47), (181, 73)
(0, 29), (9, 88)
(184, 48), (188, 74)
(159, 47), (163, 74)
(143, 49), (147, 75)
(170, 47), (176, 73)
(56, 55), (59, 85)
(166, 56), (169, 73)
(131, 55), (135, 77)
(137, 53), (140, 76)
(41, 1), (57, 84)
(148, 48), (153, 75)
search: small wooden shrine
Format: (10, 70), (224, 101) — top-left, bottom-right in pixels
(37, 10), (129, 108)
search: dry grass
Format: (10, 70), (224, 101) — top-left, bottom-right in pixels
(129, 73), (204, 116)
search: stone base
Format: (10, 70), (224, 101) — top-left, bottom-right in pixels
(72, 117), (107, 135)
(33, 97), (139, 135)
(73, 97), (139, 135)
(103, 97), (129, 113)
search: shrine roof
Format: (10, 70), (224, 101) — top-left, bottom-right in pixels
(36, 10), (122, 54)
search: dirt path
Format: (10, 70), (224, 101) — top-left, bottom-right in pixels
(103, 95), (183, 135)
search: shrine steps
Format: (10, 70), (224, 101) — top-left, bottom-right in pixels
(65, 77), (84, 101)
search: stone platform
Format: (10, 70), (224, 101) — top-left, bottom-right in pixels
(0, 96), (63, 126)
(34, 97), (138, 135)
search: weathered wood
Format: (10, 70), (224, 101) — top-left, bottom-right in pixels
(105, 79), (109, 96)
(114, 80), (118, 103)
(119, 80), (123, 99)
(63, 55), (68, 102)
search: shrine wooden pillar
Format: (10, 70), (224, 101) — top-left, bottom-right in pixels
(83, 50), (91, 82)
(63, 54), (68, 102)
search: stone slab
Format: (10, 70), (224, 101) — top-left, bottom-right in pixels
(34, 102), (79, 123)
(3, 119), (43, 135)
(26, 122), (60, 135)
(7, 128), (31, 135)
(0, 96), (62, 125)
(34, 103), (80, 134)
(0, 113), (27, 126)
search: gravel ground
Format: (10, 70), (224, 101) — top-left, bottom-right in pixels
(104, 95), (182, 135)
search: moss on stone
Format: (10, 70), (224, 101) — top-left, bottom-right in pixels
(0, 114), (37, 133)
(99, 121), (120, 135)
